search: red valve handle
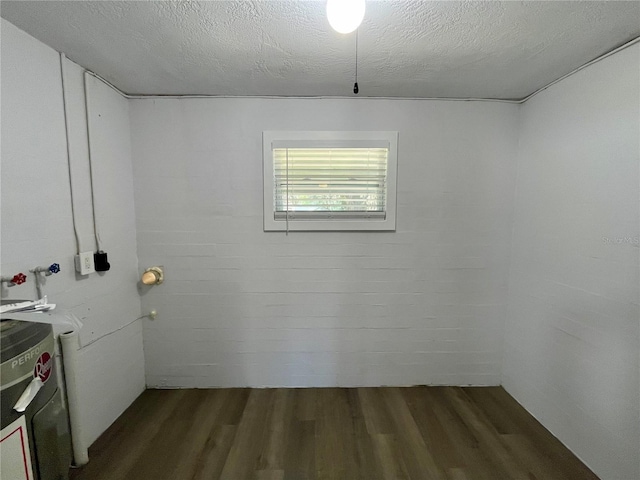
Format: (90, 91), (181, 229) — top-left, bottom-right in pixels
(11, 273), (27, 285)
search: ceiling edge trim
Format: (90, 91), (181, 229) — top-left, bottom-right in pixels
(519, 35), (640, 104)
(83, 35), (640, 105)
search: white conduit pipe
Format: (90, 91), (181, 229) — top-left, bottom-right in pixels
(60, 331), (89, 466)
(59, 52), (89, 466)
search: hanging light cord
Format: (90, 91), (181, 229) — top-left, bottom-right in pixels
(285, 148), (289, 236)
(354, 29), (359, 94)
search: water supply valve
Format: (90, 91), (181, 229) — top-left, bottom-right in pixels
(11, 273), (27, 285)
(1, 272), (28, 287)
(48, 263), (61, 275)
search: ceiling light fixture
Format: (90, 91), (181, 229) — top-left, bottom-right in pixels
(326, 0), (365, 34)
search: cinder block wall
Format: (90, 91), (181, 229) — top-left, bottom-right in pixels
(130, 98), (519, 388)
(1, 19), (145, 446)
(503, 44), (640, 480)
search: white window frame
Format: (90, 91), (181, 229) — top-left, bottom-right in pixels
(263, 131), (398, 232)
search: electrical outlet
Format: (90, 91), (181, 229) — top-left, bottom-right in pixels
(75, 252), (95, 275)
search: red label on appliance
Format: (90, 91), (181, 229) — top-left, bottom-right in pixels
(34, 352), (52, 383)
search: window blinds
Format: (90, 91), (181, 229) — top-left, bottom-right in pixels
(273, 147), (389, 220)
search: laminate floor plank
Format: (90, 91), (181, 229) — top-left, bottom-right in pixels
(254, 470), (285, 480)
(463, 387), (521, 435)
(217, 387), (252, 425)
(257, 389), (294, 472)
(371, 434), (411, 480)
(295, 388), (318, 421)
(220, 389), (275, 480)
(167, 389), (234, 480)
(500, 433), (565, 480)
(448, 467), (469, 480)
(315, 388), (360, 480)
(124, 388), (209, 480)
(283, 419), (316, 480)
(190, 424), (238, 480)
(70, 386), (600, 480)
(424, 388), (517, 480)
(401, 387), (465, 473)
(359, 387), (396, 434)
(381, 388), (446, 480)
(347, 389), (385, 480)
(442, 388), (529, 480)
(485, 387), (600, 480)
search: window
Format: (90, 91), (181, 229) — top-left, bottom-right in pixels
(263, 131), (398, 231)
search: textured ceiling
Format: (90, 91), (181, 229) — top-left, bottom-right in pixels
(1, 1), (639, 99)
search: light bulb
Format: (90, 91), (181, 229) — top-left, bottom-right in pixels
(327, 0), (365, 34)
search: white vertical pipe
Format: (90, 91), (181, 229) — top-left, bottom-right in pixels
(83, 71), (102, 252)
(59, 52), (82, 254)
(60, 331), (89, 466)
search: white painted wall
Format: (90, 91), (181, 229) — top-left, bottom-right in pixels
(0, 19), (145, 446)
(503, 44), (640, 480)
(130, 97), (519, 388)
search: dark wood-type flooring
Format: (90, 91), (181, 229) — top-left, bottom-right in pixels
(70, 387), (598, 480)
